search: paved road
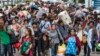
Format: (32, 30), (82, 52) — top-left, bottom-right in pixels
(80, 49), (100, 56)
(14, 49), (100, 56)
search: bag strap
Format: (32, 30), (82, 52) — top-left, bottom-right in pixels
(40, 21), (46, 29)
(56, 29), (64, 42)
(75, 35), (81, 54)
(22, 37), (29, 44)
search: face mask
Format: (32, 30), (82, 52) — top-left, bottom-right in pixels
(70, 30), (75, 35)
(71, 32), (75, 36)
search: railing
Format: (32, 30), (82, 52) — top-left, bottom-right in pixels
(0, 0), (33, 8)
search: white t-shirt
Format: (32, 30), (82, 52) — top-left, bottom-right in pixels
(96, 23), (100, 31)
(96, 23), (100, 37)
(75, 9), (85, 17)
(77, 30), (83, 41)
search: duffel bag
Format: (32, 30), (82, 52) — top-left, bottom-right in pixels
(96, 43), (100, 51)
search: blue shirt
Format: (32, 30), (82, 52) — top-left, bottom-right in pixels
(66, 36), (76, 55)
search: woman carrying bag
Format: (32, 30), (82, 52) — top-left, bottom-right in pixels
(65, 29), (81, 56)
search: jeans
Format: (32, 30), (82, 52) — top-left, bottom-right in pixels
(34, 40), (41, 56)
(92, 36), (97, 52)
(51, 44), (58, 56)
(0, 43), (4, 56)
(43, 49), (49, 56)
(92, 41), (96, 52)
(0, 44), (12, 56)
(66, 54), (75, 56)
(84, 43), (91, 56)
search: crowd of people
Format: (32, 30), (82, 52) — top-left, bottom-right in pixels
(0, 1), (100, 56)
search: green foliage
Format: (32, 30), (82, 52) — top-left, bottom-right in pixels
(25, 0), (32, 2)
(78, 0), (85, 3)
(63, 0), (68, 2)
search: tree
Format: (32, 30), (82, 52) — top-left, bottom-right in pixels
(63, 0), (68, 2)
(79, 0), (85, 3)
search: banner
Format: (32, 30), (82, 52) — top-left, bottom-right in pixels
(94, 0), (100, 10)
(42, 0), (62, 2)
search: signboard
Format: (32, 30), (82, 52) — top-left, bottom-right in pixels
(42, 0), (62, 2)
(94, 0), (100, 10)
(0, 0), (7, 1)
(85, 0), (92, 8)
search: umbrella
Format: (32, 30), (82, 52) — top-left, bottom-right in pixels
(18, 10), (29, 17)
(31, 5), (39, 10)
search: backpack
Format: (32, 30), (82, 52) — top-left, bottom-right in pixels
(7, 25), (18, 44)
(31, 5), (38, 10)
(57, 43), (66, 54)
(96, 43), (100, 51)
(65, 35), (81, 54)
(82, 35), (87, 44)
(92, 28), (97, 41)
(21, 41), (31, 54)
(21, 37), (32, 54)
(9, 30), (18, 44)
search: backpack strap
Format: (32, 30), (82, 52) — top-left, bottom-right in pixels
(40, 21), (46, 29)
(56, 29), (64, 42)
